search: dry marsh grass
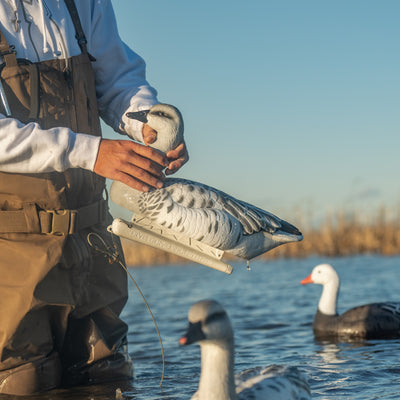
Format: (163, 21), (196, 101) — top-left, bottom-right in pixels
(120, 205), (400, 267)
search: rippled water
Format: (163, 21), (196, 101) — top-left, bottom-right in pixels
(22, 254), (400, 400)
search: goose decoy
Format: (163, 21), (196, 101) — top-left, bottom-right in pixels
(301, 263), (400, 340)
(179, 299), (311, 400)
(109, 104), (303, 274)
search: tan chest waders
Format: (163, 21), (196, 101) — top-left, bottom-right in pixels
(0, 0), (132, 394)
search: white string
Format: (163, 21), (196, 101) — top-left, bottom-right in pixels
(38, 0), (49, 53)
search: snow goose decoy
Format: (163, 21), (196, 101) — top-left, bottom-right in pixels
(301, 263), (400, 340)
(109, 104), (303, 274)
(179, 299), (311, 400)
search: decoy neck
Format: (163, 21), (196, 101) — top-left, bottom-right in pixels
(180, 300), (311, 399)
(180, 300), (237, 400)
(301, 263), (340, 316)
(126, 103), (184, 153)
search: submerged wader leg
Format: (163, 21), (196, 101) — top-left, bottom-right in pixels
(60, 307), (134, 387)
(0, 306), (67, 395)
(0, 352), (62, 395)
(0, 306), (133, 395)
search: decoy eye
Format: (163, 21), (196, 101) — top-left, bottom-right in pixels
(204, 311), (226, 325)
(154, 111), (171, 119)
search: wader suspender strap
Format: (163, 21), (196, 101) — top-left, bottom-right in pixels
(0, 30), (40, 120)
(0, 30), (16, 116)
(28, 63), (40, 120)
(0, 30), (17, 67)
(64, 0), (96, 61)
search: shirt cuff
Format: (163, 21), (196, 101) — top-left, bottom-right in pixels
(67, 133), (102, 171)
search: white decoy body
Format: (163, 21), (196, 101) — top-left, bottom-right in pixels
(111, 104), (302, 261)
(301, 263), (400, 340)
(179, 300), (311, 400)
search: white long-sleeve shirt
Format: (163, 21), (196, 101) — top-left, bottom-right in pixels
(0, 0), (158, 173)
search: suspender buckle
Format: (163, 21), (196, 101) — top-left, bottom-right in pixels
(76, 36), (87, 46)
(47, 209), (77, 236)
(0, 45), (16, 57)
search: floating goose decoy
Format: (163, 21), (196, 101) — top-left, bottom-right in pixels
(301, 263), (400, 340)
(109, 104), (303, 274)
(179, 299), (311, 400)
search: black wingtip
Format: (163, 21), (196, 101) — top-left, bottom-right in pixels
(280, 220), (302, 236)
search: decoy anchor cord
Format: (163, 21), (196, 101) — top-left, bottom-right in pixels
(87, 231), (165, 387)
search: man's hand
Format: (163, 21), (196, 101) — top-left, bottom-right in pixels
(142, 124), (189, 175)
(94, 139), (168, 192)
(165, 141), (189, 175)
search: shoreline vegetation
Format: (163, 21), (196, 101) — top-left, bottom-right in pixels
(120, 206), (400, 267)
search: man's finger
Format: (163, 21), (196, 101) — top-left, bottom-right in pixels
(165, 142), (186, 159)
(128, 140), (168, 167)
(142, 125), (157, 145)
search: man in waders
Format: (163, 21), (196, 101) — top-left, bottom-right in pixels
(0, 1), (188, 395)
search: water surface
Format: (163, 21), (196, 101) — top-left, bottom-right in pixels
(16, 254), (400, 400)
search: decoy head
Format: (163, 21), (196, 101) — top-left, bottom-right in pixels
(301, 263), (340, 287)
(126, 103), (184, 153)
(179, 300), (233, 346)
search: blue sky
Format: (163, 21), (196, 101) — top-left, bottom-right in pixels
(104, 1), (400, 225)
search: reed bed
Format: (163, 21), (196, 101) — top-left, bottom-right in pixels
(120, 205), (400, 267)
